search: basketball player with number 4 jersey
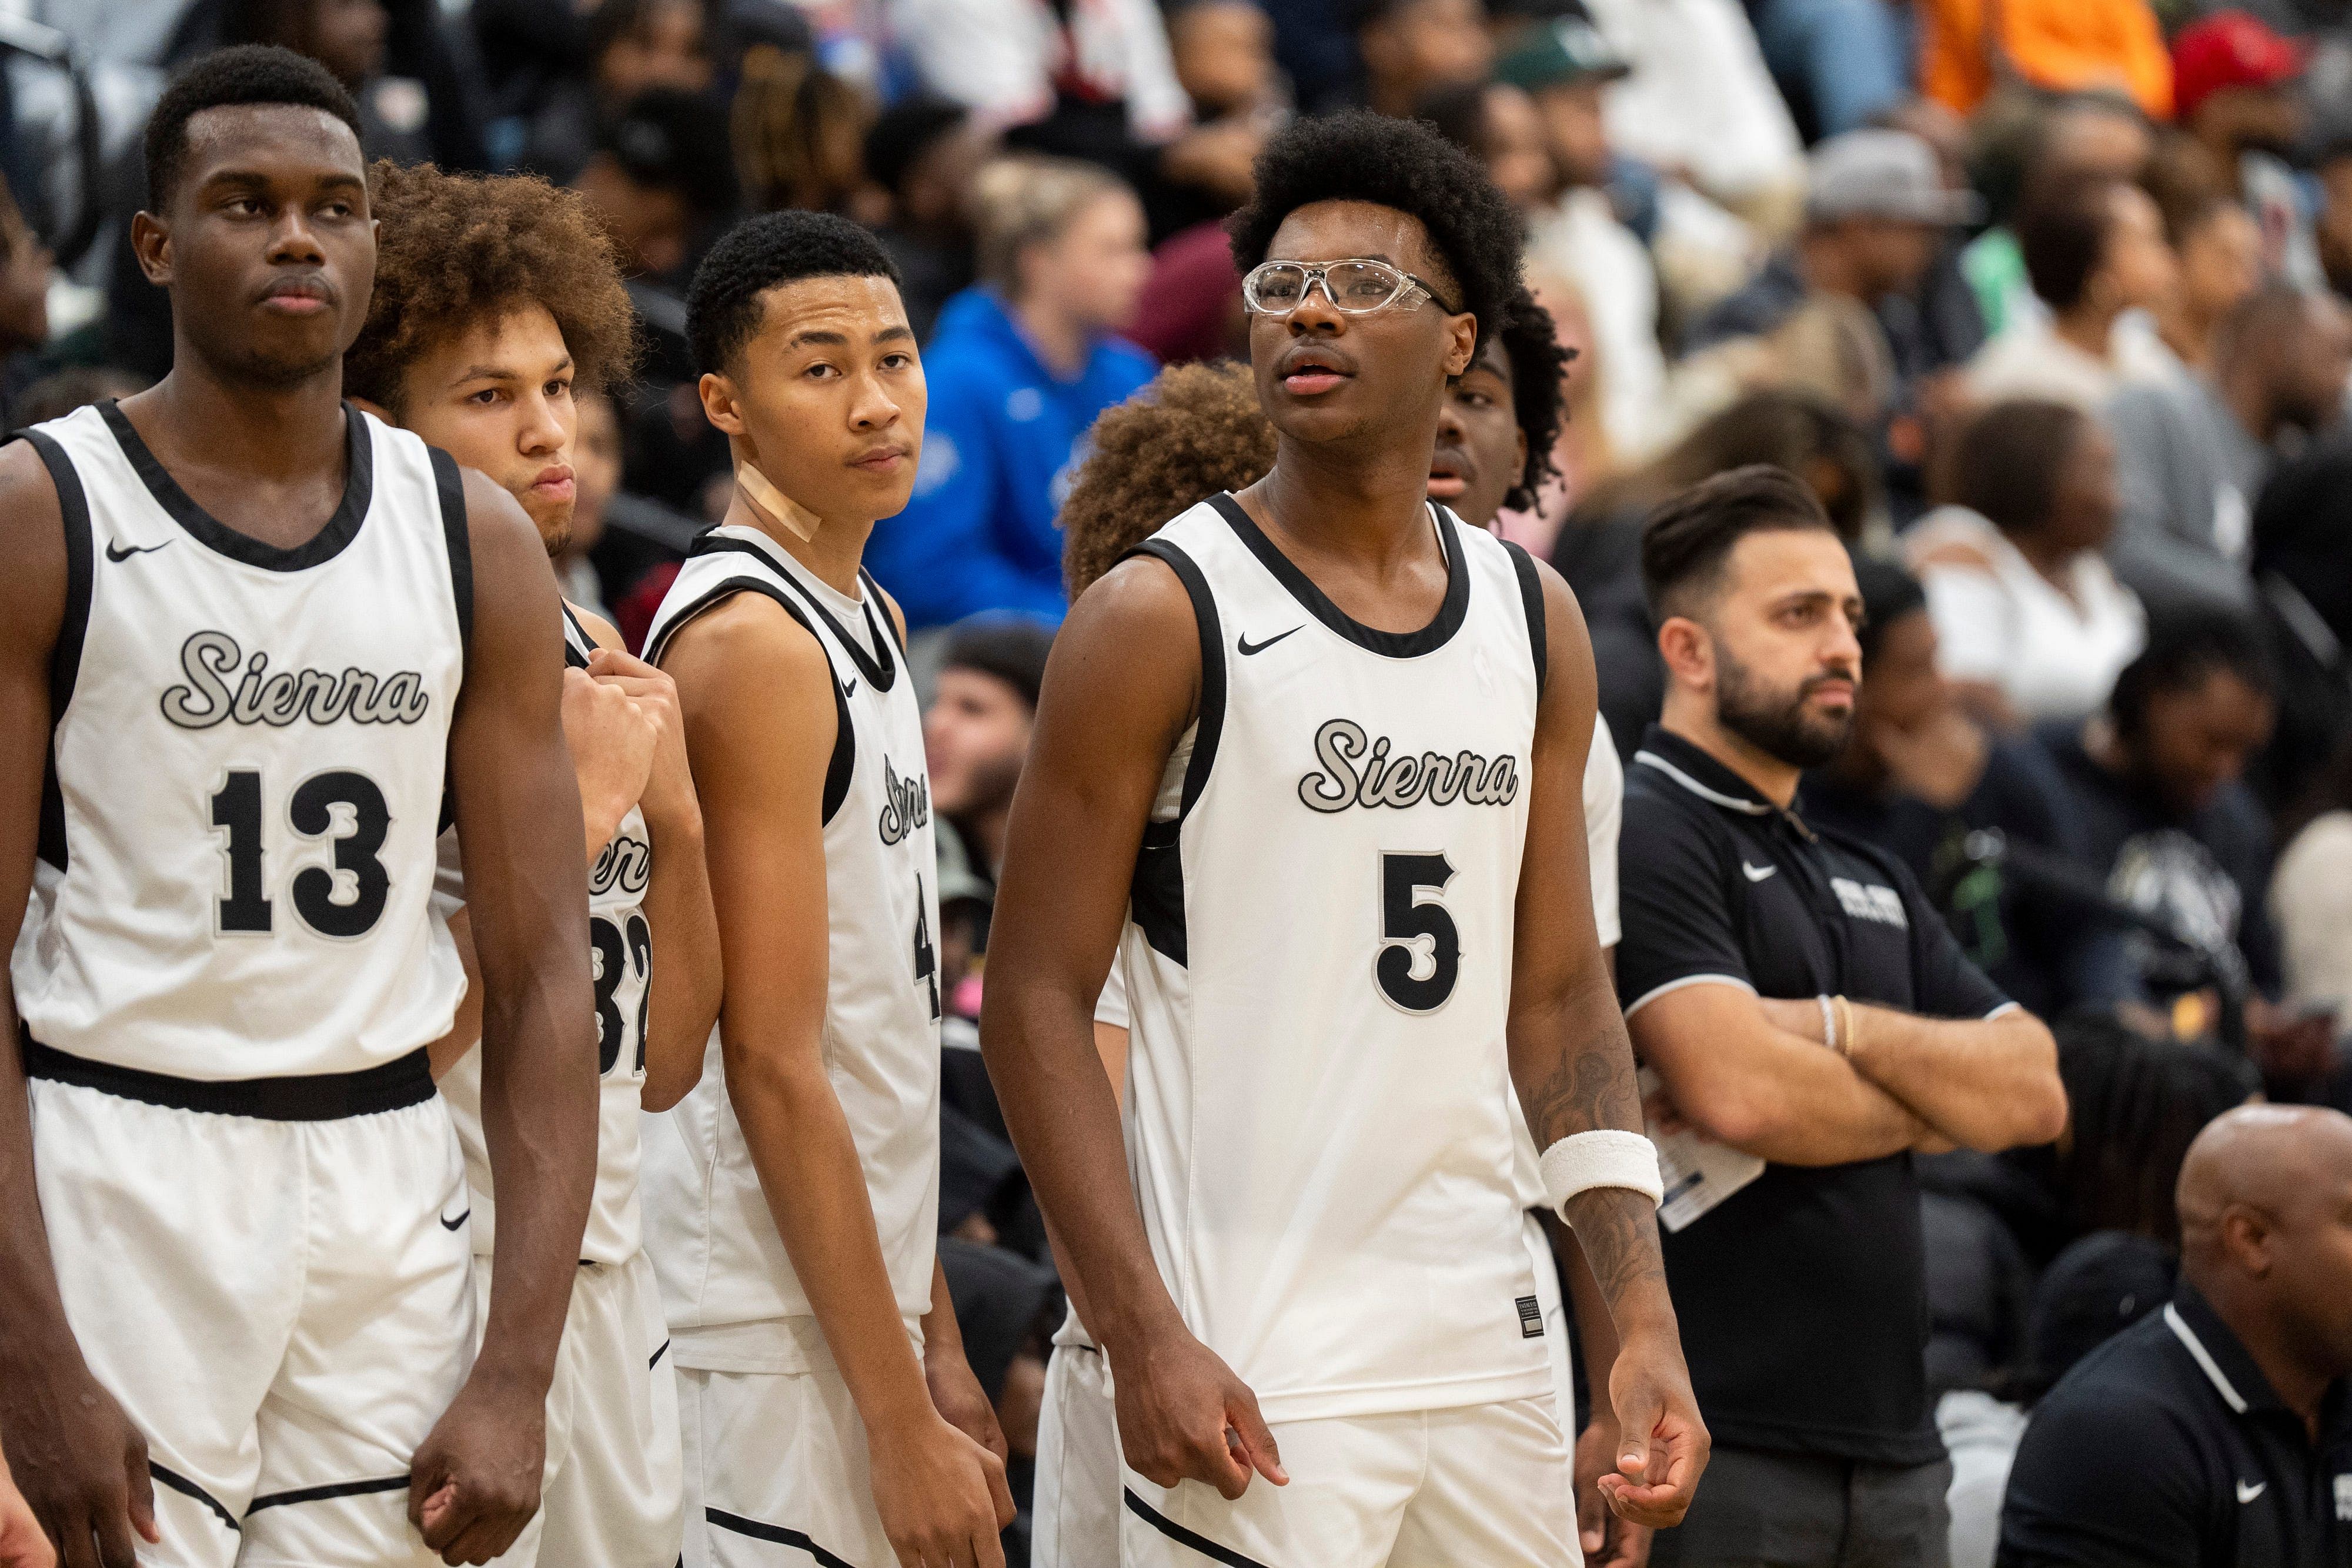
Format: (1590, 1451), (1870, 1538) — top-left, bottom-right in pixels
(640, 212), (1013, 1568)
(0, 49), (597, 1568)
(343, 161), (726, 1568)
(981, 112), (1708, 1567)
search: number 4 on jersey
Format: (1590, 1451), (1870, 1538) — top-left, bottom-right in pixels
(913, 874), (940, 1021)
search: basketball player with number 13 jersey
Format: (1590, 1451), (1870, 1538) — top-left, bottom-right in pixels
(0, 51), (596, 1568)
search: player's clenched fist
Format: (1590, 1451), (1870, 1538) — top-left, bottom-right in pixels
(559, 666), (658, 856)
(1111, 1319), (1289, 1501)
(407, 1379), (547, 1566)
(867, 1409), (1015, 1568)
(0, 1353), (155, 1568)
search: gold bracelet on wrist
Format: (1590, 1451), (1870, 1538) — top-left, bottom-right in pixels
(1833, 995), (1858, 1058)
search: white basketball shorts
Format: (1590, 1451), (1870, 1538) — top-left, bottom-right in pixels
(1032, 1336), (1117, 1568)
(27, 1049), (474, 1568)
(469, 1250), (683, 1568)
(1121, 1396), (1578, 1568)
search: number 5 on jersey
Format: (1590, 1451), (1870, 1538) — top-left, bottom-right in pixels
(210, 768), (392, 938)
(1377, 851), (1458, 1012)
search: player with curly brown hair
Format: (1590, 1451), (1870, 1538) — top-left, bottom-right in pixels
(1058, 362), (1276, 599)
(348, 159), (721, 1568)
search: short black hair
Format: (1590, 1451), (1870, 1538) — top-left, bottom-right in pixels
(144, 45), (361, 212)
(599, 88), (740, 220)
(1945, 397), (2095, 540)
(1493, 285), (1569, 513)
(1227, 109), (1525, 356)
(2017, 170), (2129, 312)
(864, 93), (969, 198)
(1639, 464), (1836, 620)
(686, 208), (902, 375)
(2109, 609), (2277, 743)
(941, 617), (1055, 711)
(1850, 551), (1926, 666)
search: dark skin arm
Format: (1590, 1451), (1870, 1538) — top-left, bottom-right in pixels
(407, 471), (599, 1567)
(0, 444), (161, 1568)
(980, 558), (1287, 1500)
(1509, 563), (1706, 1530)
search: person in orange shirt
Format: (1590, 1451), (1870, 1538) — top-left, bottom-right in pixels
(1919, 0), (2172, 121)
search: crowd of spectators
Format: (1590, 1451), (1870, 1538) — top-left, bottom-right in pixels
(11, 0), (2352, 1560)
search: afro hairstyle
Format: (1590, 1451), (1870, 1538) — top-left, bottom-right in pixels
(1225, 109), (1525, 356)
(1060, 362), (1277, 598)
(145, 45), (361, 212)
(343, 162), (640, 413)
(1491, 285), (1571, 513)
(686, 209), (902, 376)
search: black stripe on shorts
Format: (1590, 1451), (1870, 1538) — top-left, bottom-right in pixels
(245, 1475), (410, 1515)
(1122, 1486), (1275, 1568)
(149, 1462), (239, 1533)
(706, 1506), (858, 1567)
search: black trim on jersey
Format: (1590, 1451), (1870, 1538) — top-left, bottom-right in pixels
(1502, 538), (1546, 698)
(1122, 1487), (1272, 1568)
(245, 1475), (410, 1515)
(559, 600), (596, 671)
(432, 445), (473, 666)
(149, 1462), (239, 1534)
(96, 399), (374, 572)
(1207, 491), (1469, 660)
(22, 430), (89, 872)
(687, 534), (898, 691)
(861, 564), (910, 658)
(1120, 539), (1225, 969)
(645, 577), (856, 826)
(706, 1507), (858, 1568)
(19, 1038), (434, 1120)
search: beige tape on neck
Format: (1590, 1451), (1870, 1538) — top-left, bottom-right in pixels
(737, 460), (823, 542)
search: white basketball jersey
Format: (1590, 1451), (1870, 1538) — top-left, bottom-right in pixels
(12, 402), (467, 1079)
(436, 604), (651, 1264)
(1121, 494), (1553, 1424)
(640, 524), (941, 1361)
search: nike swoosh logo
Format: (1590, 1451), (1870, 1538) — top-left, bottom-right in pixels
(1237, 626), (1302, 657)
(1742, 862), (1778, 882)
(2237, 1480), (2266, 1504)
(439, 1209), (470, 1231)
(105, 540), (168, 562)
(842, 677), (858, 700)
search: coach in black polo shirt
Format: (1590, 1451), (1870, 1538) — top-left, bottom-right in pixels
(1615, 467), (2069, 1568)
(2000, 1104), (2352, 1567)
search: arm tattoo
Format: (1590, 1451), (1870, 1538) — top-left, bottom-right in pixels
(1525, 998), (1669, 1312)
(1520, 1012), (1643, 1149)
(1561, 1186), (1668, 1303)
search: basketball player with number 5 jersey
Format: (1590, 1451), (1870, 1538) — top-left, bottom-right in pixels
(981, 113), (1708, 1568)
(641, 212), (1013, 1568)
(0, 49), (596, 1568)
(343, 161), (726, 1568)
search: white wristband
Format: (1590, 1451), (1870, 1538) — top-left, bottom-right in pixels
(1539, 1129), (1664, 1218)
(1818, 994), (1838, 1052)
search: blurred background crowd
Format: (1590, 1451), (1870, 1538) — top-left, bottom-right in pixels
(11, 0), (2352, 1559)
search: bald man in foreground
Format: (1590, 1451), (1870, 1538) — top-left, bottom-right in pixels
(1997, 1105), (2352, 1567)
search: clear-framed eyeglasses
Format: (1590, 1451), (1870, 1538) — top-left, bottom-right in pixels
(1241, 258), (1462, 318)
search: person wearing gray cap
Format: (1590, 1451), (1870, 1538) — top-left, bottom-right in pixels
(1687, 129), (1983, 438)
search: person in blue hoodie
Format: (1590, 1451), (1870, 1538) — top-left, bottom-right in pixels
(869, 154), (1157, 629)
